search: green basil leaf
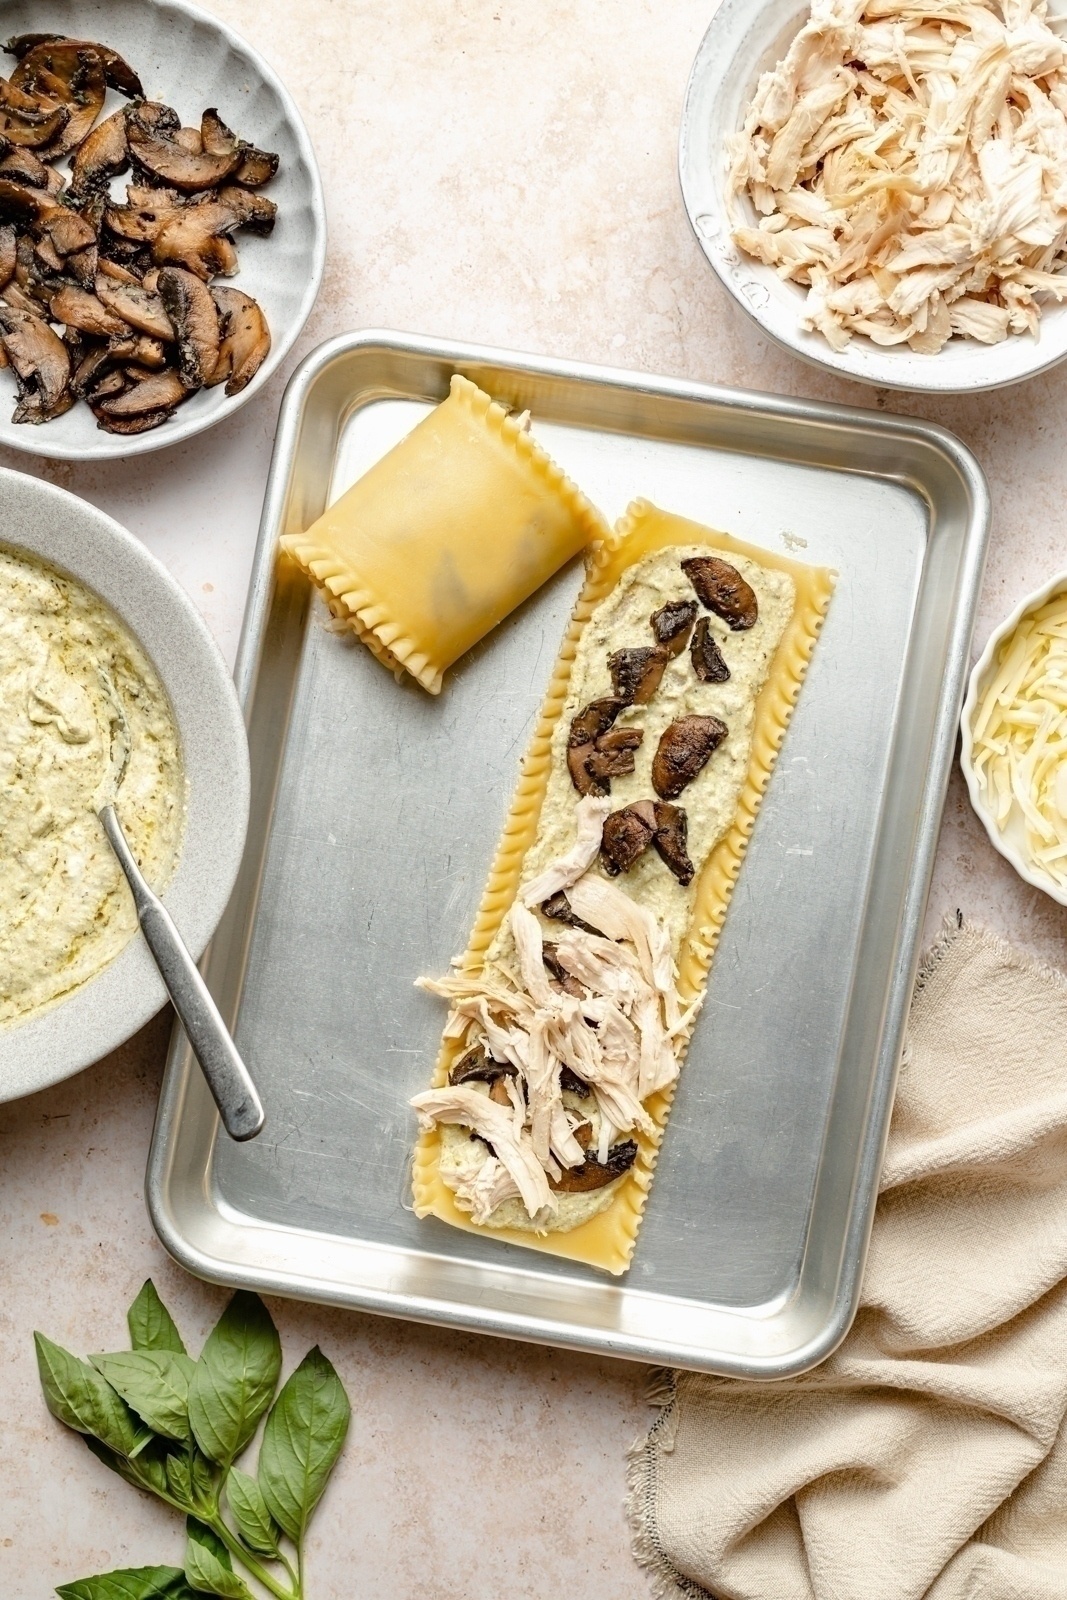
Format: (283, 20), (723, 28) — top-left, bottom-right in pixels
(187, 1293), (280, 1466)
(190, 1450), (217, 1511)
(258, 1347), (350, 1543)
(84, 1436), (172, 1501)
(90, 1352), (195, 1442)
(183, 1537), (251, 1599)
(127, 1282), (187, 1356)
(56, 1566), (197, 1600)
(36, 1333), (151, 1459)
(165, 1451), (193, 1507)
(185, 1518), (231, 1570)
(223, 1467), (279, 1555)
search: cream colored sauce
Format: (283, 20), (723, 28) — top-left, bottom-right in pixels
(449, 545), (794, 1232)
(0, 545), (185, 1026)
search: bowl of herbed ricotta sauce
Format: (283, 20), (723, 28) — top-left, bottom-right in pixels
(0, 470), (248, 1100)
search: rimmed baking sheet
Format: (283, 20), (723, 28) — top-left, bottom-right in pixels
(147, 331), (989, 1377)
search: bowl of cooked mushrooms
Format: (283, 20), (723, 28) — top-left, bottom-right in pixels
(0, 0), (325, 456)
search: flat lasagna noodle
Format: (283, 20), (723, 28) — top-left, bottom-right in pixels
(412, 500), (835, 1273)
(280, 375), (608, 694)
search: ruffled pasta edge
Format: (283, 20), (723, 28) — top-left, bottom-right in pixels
(279, 375), (610, 696)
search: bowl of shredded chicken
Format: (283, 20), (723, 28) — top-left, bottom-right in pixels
(680, 0), (1067, 390)
(962, 572), (1067, 902)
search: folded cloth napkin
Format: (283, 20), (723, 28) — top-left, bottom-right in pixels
(628, 920), (1067, 1600)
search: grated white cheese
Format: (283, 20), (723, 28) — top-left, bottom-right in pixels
(971, 593), (1067, 884)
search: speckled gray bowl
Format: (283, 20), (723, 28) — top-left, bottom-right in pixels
(0, 468), (249, 1100)
(0, 0), (326, 459)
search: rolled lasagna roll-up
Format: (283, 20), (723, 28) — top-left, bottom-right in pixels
(411, 499), (836, 1274)
(280, 374), (609, 694)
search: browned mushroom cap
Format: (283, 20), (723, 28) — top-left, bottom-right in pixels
(568, 696), (626, 796)
(49, 285), (130, 338)
(128, 106), (241, 191)
(207, 285), (270, 395)
(2, 279), (43, 315)
(585, 726), (643, 785)
(681, 556), (759, 631)
(0, 225), (15, 289)
(0, 78), (70, 148)
(0, 304), (71, 417)
(651, 599), (697, 656)
(96, 366), (188, 418)
(600, 801), (658, 876)
(6, 35), (143, 98)
(0, 145), (60, 190)
(200, 108), (238, 160)
(608, 645), (670, 705)
(0, 177), (50, 225)
(152, 200), (240, 278)
(95, 276), (175, 340)
(570, 697), (624, 746)
(449, 1042), (516, 1086)
(93, 407), (175, 435)
(552, 1137), (638, 1193)
(71, 345), (116, 398)
(34, 233), (62, 273)
(157, 267), (219, 387)
(12, 43), (107, 157)
(216, 185), (277, 235)
(233, 144), (279, 187)
(85, 367), (129, 403)
(652, 715), (728, 800)
(105, 191), (182, 244)
(69, 106), (129, 197)
(652, 803), (694, 886)
(691, 617), (730, 683)
(541, 944), (585, 998)
(97, 257), (143, 286)
(559, 1065), (591, 1098)
(110, 335), (168, 369)
(540, 891), (600, 936)
(37, 204), (96, 257)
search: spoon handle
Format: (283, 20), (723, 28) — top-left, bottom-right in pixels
(99, 804), (264, 1141)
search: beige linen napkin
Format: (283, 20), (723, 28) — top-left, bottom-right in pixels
(628, 920), (1067, 1600)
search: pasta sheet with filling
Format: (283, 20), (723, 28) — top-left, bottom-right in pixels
(412, 499), (835, 1273)
(280, 375), (609, 694)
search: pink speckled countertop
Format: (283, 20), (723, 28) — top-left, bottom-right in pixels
(3, 3), (1067, 1596)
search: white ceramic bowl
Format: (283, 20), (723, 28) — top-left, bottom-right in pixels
(0, 0), (325, 458)
(0, 468), (249, 1100)
(960, 571), (1067, 905)
(679, 0), (1067, 393)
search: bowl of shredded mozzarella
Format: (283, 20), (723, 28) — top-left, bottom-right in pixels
(962, 574), (1067, 901)
(680, 0), (1067, 391)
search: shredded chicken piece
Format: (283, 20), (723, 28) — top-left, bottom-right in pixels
(414, 826), (681, 1220)
(448, 1155), (521, 1225)
(725, 0), (1067, 352)
(411, 1086), (556, 1217)
(520, 795), (612, 906)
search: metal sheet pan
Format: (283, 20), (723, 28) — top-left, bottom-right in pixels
(146, 331), (989, 1377)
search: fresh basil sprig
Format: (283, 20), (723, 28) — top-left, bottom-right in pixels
(37, 1282), (350, 1600)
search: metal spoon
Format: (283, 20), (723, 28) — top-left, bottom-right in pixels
(97, 672), (264, 1142)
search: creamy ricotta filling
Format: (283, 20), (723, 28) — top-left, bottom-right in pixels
(0, 545), (185, 1027)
